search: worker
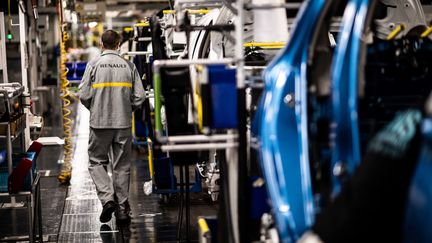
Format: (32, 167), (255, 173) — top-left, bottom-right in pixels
(79, 30), (146, 224)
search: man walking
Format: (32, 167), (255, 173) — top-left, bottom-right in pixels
(79, 30), (145, 224)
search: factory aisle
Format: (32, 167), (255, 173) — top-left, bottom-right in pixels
(57, 104), (122, 242)
(56, 104), (218, 242)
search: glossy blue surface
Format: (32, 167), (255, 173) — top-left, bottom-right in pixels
(330, 0), (369, 195)
(256, 1), (325, 241)
(404, 118), (432, 243)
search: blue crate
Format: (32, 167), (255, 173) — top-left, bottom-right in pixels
(0, 152), (36, 192)
(208, 65), (238, 129)
(75, 62), (87, 78)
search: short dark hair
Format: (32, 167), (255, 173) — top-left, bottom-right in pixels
(101, 30), (121, 49)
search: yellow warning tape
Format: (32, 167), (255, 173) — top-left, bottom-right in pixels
(92, 82), (132, 89)
(134, 22), (150, 27)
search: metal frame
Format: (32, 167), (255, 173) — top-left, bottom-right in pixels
(120, 51), (153, 146)
(0, 83), (25, 182)
(244, 2), (302, 10)
(152, 2), (246, 240)
(152, 58), (239, 152)
(120, 51), (152, 57)
(0, 173), (43, 243)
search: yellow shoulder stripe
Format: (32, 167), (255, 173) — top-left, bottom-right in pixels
(92, 82), (132, 88)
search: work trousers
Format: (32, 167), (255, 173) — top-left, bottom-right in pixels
(88, 128), (132, 207)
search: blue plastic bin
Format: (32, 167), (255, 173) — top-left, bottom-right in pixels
(75, 62), (88, 79)
(208, 65), (238, 129)
(65, 62), (75, 79)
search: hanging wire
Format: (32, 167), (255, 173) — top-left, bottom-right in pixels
(7, 0), (11, 29)
(57, 1), (75, 184)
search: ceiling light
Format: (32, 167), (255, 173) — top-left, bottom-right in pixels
(88, 21), (98, 28)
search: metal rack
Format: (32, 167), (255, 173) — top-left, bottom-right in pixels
(151, 0), (247, 240)
(0, 83), (42, 243)
(0, 83), (25, 178)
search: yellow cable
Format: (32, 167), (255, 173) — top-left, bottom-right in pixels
(195, 65), (204, 132)
(132, 112), (136, 141)
(147, 138), (154, 178)
(198, 218), (210, 235)
(8, 0), (11, 19)
(163, 9), (210, 15)
(421, 26), (432, 38)
(57, 30), (74, 184)
(386, 24), (405, 41)
(7, 0), (11, 31)
(244, 42), (286, 49)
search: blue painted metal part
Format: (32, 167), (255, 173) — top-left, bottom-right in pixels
(404, 117), (432, 243)
(330, 0), (369, 195)
(255, 1), (325, 242)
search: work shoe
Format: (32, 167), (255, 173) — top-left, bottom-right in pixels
(115, 201), (131, 225)
(115, 210), (131, 225)
(100, 201), (118, 223)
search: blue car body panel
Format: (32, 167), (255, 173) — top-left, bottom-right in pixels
(330, 0), (369, 195)
(255, 1), (325, 241)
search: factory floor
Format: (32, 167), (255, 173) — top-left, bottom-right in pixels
(0, 103), (217, 242)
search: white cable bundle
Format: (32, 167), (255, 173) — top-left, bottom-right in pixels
(252, 0), (289, 43)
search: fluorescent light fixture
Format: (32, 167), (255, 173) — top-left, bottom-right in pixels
(88, 21), (98, 28)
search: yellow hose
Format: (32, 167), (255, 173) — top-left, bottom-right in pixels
(198, 218), (210, 236)
(163, 9), (210, 15)
(147, 138), (154, 178)
(57, 31), (74, 184)
(244, 42), (286, 49)
(386, 24), (405, 41)
(195, 65), (204, 132)
(421, 26), (432, 38)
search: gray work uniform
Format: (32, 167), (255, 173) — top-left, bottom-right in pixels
(79, 50), (145, 209)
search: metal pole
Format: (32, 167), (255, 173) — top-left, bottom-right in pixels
(120, 51), (152, 57)
(235, 0), (249, 242)
(153, 58), (235, 68)
(6, 102), (16, 205)
(166, 134), (238, 143)
(161, 143), (238, 152)
(244, 3), (303, 10)
(0, 12), (9, 83)
(19, 0), (31, 150)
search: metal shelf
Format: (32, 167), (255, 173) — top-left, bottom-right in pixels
(0, 124), (25, 141)
(0, 83), (25, 100)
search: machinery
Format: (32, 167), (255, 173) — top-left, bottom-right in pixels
(2, 0), (432, 242)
